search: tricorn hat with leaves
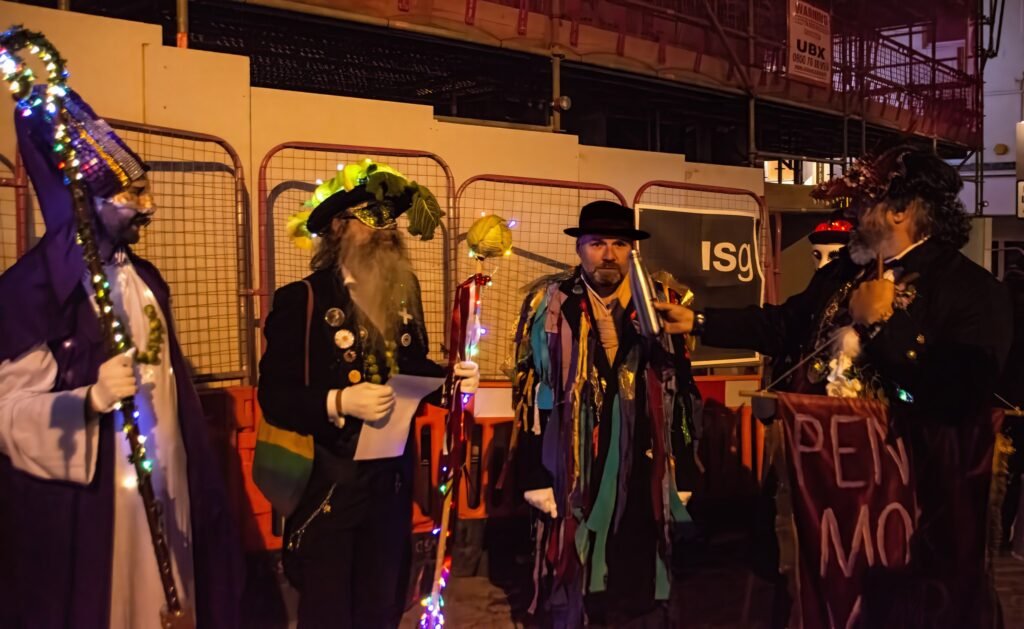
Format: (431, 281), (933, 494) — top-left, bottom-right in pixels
(288, 159), (443, 249)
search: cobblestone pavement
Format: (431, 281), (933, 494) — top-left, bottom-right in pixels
(244, 540), (1024, 627)
(399, 556), (1024, 628)
(995, 554), (1024, 628)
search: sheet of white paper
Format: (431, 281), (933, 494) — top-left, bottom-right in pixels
(354, 374), (445, 461)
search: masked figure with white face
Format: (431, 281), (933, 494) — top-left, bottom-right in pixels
(808, 214), (852, 271)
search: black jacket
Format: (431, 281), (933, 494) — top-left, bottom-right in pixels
(702, 239), (1013, 425)
(702, 239), (1013, 627)
(257, 269), (444, 484)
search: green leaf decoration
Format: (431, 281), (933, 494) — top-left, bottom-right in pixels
(406, 182), (445, 241)
(286, 209), (314, 250)
(365, 171), (410, 201)
(308, 172), (346, 209)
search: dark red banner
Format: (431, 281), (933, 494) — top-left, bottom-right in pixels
(777, 393), (916, 629)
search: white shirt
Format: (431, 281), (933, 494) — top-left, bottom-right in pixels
(0, 258), (194, 628)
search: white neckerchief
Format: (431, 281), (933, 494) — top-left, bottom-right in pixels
(885, 236), (929, 265)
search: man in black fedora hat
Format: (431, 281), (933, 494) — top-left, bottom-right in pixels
(510, 200), (700, 627)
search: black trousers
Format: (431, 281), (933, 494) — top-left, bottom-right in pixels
(285, 457), (413, 629)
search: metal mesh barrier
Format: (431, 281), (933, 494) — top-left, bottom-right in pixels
(258, 144), (454, 364)
(0, 154), (23, 274)
(9, 122), (252, 384)
(107, 122), (252, 384)
(454, 176), (626, 379)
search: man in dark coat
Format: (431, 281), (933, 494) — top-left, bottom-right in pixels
(258, 161), (479, 628)
(655, 146), (1013, 627)
(0, 88), (243, 627)
(511, 201), (700, 627)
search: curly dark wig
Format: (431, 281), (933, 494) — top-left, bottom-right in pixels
(879, 146), (972, 250)
(812, 145), (971, 249)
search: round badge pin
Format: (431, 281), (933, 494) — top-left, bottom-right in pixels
(324, 308), (345, 327)
(343, 349), (357, 363)
(348, 370), (362, 384)
(400, 332), (412, 347)
(334, 329), (355, 349)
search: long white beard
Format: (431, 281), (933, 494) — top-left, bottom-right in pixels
(338, 228), (415, 334)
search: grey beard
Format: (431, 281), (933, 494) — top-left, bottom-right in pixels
(588, 267), (623, 287)
(847, 233), (877, 266)
(337, 229), (415, 334)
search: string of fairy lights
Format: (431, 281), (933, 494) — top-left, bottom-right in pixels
(419, 215), (512, 628)
(4, 25), (518, 624)
(0, 24), (163, 490)
(0, 25), (183, 618)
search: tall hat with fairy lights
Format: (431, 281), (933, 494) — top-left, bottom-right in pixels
(7, 46), (149, 232)
(0, 25), (186, 626)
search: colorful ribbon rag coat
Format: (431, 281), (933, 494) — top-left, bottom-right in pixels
(510, 268), (700, 617)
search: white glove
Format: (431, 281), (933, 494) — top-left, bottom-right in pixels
(339, 383), (396, 423)
(523, 487), (558, 519)
(454, 360), (480, 394)
(88, 350), (138, 413)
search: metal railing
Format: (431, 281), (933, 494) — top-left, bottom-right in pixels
(108, 120), (255, 384)
(454, 174), (627, 378)
(11, 122), (254, 385)
(257, 142), (456, 364)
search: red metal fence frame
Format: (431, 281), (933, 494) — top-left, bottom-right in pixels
(454, 174), (628, 378)
(256, 142), (457, 339)
(0, 149), (29, 267)
(108, 119), (255, 384)
(456, 174), (628, 206)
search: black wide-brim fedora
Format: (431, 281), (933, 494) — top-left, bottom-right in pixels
(564, 200), (650, 240)
(306, 183), (415, 234)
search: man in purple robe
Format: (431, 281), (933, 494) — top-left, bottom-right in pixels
(0, 87), (242, 628)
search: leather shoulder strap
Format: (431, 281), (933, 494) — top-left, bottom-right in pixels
(302, 280), (314, 387)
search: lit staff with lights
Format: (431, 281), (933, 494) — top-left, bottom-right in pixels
(0, 29), (242, 629)
(258, 160), (479, 628)
(655, 146), (1013, 627)
(510, 201), (699, 627)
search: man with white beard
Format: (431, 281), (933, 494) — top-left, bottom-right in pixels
(257, 161), (479, 628)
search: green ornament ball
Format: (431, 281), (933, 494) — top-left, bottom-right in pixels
(466, 215), (513, 259)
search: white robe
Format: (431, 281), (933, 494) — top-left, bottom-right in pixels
(0, 259), (194, 628)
